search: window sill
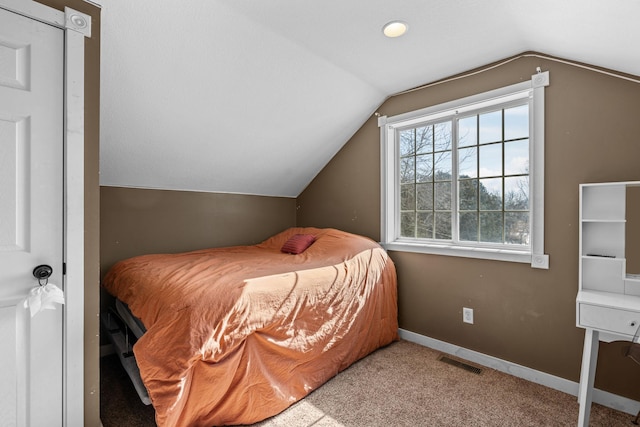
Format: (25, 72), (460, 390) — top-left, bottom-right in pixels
(382, 240), (535, 264)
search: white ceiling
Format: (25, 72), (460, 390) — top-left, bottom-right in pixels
(99, 0), (640, 198)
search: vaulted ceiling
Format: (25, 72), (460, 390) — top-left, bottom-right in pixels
(98, 0), (640, 198)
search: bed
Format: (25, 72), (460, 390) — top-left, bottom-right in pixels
(101, 227), (398, 426)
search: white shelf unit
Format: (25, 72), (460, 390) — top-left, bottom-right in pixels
(578, 182), (640, 308)
(580, 184), (626, 294)
(576, 181), (640, 427)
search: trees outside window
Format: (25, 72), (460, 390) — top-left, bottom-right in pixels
(398, 103), (530, 247)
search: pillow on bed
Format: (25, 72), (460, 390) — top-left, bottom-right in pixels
(281, 234), (316, 254)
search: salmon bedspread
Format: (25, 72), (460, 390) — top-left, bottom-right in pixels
(102, 228), (398, 426)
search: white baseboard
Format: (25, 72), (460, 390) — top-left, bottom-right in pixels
(399, 328), (640, 416)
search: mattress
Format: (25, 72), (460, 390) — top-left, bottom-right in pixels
(102, 227), (398, 426)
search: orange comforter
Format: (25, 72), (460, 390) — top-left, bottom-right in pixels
(102, 228), (398, 426)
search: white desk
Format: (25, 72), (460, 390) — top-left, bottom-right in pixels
(577, 182), (640, 426)
(576, 290), (640, 426)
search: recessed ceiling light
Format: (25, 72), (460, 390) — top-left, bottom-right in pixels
(382, 21), (408, 38)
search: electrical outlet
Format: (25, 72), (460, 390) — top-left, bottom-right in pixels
(463, 307), (474, 324)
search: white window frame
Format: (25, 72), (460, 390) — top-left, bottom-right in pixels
(380, 72), (550, 268)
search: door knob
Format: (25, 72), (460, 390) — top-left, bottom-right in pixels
(33, 264), (53, 285)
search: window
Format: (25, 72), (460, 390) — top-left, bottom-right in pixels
(380, 72), (549, 268)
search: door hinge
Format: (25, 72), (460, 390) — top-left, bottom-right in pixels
(63, 262), (67, 275)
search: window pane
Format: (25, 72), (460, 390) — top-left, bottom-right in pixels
(504, 139), (529, 176)
(434, 122), (452, 151)
(434, 151), (452, 180)
(435, 212), (452, 239)
(416, 183), (433, 210)
(401, 183), (415, 210)
(458, 116), (477, 148)
(385, 82), (539, 256)
(401, 212), (416, 237)
(459, 212), (478, 241)
(417, 212), (434, 238)
(400, 157), (415, 183)
(504, 104), (529, 141)
(505, 176), (529, 211)
(479, 143), (502, 177)
(400, 129), (415, 156)
(415, 126), (433, 154)
(435, 181), (451, 210)
(479, 110), (502, 144)
(458, 146), (477, 178)
(505, 212), (530, 245)
(416, 154), (433, 183)
(480, 212), (503, 243)
(459, 179), (478, 210)
(479, 178), (502, 210)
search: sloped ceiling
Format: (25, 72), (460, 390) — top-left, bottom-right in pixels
(99, 0), (640, 198)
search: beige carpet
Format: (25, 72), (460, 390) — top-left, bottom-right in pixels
(101, 340), (634, 426)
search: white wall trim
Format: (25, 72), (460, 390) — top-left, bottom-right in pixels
(99, 183), (298, 199)
(0, 0), (65, 26)
(380, 75), (550, 268)
(399, 328), (640, 416)
(63, 7), (90, 426)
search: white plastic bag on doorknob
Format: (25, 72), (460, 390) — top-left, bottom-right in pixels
(23, 283), (65, 317)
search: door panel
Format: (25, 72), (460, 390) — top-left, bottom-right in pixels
(0, 114), (28, 254)
(0, 7), (64, 426)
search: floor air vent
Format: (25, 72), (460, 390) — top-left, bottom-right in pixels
(438, 355), (483, 375)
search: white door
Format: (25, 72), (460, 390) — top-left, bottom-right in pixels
(0, 7), (64, 427)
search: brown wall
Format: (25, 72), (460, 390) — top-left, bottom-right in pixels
(35, 0), (101, 425)
(100, 186), (296, 277)
(297, 53), (640, 401)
